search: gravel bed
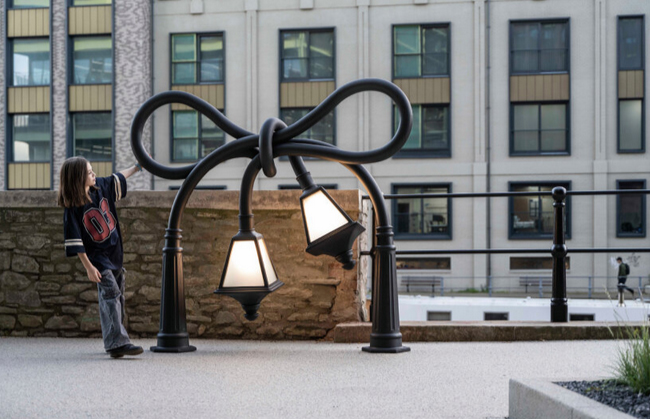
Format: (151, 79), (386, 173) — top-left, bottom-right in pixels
(558, 380), (650, 418)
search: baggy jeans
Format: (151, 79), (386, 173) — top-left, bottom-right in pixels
(98, 268), (131, 351)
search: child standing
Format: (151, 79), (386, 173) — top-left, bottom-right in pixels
(58, 156), (143, 358)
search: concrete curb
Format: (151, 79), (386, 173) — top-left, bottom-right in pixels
(330, 321), (644, 343)
(509, 378), (631, 419)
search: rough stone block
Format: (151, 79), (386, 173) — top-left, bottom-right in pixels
(11, 255), (39, 273)
(55, 264), (72, 273)
(18, 314), (43, 328)
(80, 290), (98, 302)
(41, 296), (77, 305)
(44, 315), (78, 330)
(35, 282), (61, 292)
(138, 285), (160, 301)
(0, 252), (10, 270)
(17, 235), (49, 250)
(6, 291), (41, 307)
(0, 315), (16, 330)
(215, 311), (237, 325)
(61, 306), (84, 315)
(0, 271), (31, 290)
(60, 283), (93, 295)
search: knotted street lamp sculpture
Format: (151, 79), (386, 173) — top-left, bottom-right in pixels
(130, 78), (413, 354)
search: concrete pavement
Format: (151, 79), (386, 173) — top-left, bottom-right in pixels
(0, 338), (622, 419)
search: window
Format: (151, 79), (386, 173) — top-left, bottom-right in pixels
(396, 258), (451, 270)
(393, 184), (451, 239)
(617, 180), (646, 237)
(11, 114), (50, 162)
(427, 311), (451, 321)
(395, 104), (450, 156)
(172, 111), (225, 161)
(510, 257), (570, 270)
(484, 312), (508, 321)
(73, 36), (112, 84)
(618, 17), (645, 153)
(12, 39), (50, 86)
(393, 24), (449, 78)
(619, 17), (644, 70)
(171, 33), (224, 85)
(280, 108), (335, 145)
(72, 0), (111, 5)
(73, 113), (112, 161)
(11, 0), (48, 8)
(280, 29), (334, 81)
(511, 21), (568, 74)
(511, 103), (568, 155)
(509, 182), (571, 239)
(570, 314), (594, 321)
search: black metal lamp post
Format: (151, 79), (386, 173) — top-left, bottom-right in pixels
(130, 78), (413, 354)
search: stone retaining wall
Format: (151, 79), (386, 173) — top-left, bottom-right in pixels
(0, 190), (368, 340)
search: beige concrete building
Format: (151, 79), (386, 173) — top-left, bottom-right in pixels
(1, 0), (648, 291)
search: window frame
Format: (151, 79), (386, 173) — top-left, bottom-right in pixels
(617, 16), (645, 154)
(617, 98), (646, 153)
(279, 27), (336, 82)
(10, 0), (49, 9)
(391, 22), (451, 80)
(70, 111), (113, 162)
(393, 103), (452, 158)
(69, 35), (113, 86)
(169, 31), (225, 85)
(509, 18), (570, 75)
(616, 179), (647, 238)
(10, 37), (51, 87)
(169, 109), (227, 163)
(508, 181), (572, 240)
(7, 113), (52, 163)
(509, 102), (571, 156)
(391, 183), (453, 240)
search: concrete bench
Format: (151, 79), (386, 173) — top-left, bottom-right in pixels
(402, 276), (443, 294)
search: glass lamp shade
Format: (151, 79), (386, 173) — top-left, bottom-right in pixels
(214, 230), (283, 320)
(300, 186), (366, 270)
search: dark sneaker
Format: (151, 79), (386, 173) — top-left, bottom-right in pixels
(107, 344), (144, 359)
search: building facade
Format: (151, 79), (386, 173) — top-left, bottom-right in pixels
(2, 0), (649, 291)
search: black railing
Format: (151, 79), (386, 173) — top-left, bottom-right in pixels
(362, 188), (650, 322)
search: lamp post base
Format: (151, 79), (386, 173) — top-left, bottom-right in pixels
(149, 332), (197, 353)
(362, 345), (411, 354)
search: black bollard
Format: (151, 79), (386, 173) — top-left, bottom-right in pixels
(550, 187), (568, 322)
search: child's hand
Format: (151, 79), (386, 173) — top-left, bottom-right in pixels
(86, 266), (102, 283)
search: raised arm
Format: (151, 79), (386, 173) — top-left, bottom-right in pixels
(119, 164), (142, 180)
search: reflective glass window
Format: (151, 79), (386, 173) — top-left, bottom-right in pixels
(171, 33), (224, 84)
(393, 184), (451, 238)
(510, 183), (570, 238)
(12, 39), (50, 86)
(280, 108), (335, 145)
(511, 21), (568, 73)
(281, 30), (334, 81)
(394, 24), (449, 78)
(12, 114), (50, 162)
(73, 36), (112, 84)
(171, 110), (225, 161)
(512, 103), (568, 154)
(617, 180), (646, 237)
(73, 113), (112, 161)
(619, 17), (644, 70)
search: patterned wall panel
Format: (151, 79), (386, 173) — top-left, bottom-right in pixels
(0, 0), (6, 190)
(51, 0), (68, 191)
(68, 6), (112, 35)
(171, 84), (224, 111)
(7, 8), (49, 37)
(280, 81), (336, 107)
(114, 0), (153, 190)
(618, 71), (644, 99)
(8, 87), (50, 113)
(393, 78), (450, 104)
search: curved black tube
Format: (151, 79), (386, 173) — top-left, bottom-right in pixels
(258, 118), (287, 178)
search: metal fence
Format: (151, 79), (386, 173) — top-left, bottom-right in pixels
(362, 188), (650, 322)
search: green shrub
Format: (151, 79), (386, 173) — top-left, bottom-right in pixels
(614, 324), (650, 394)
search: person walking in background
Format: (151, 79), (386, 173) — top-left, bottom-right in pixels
(616, 257), (634, 297)
(58, 156), (144, 358)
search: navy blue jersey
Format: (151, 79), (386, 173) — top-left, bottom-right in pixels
(64, 173), (127, 272)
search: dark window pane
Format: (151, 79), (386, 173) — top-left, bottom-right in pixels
(396, 258), (451, 270)
(398, 105), (421, 149)
(394, 185), (449, 236)
(199, 36), (223, 82)
(618, 181), (645, 236)
(484, 312), (509, 321)
(280, 108), (335, 145)
(13, 0), (49, 7)
(539, 49), (566, 72)
(200, 114), (225, 157)
(12, 114), (50, 162)
(394, 26), (420, 54)
(423, 52), (448, 76)
(423, 27), (448, 75)
(310, 32), (333, 58)
(173, 111), (198, 138)
(513, 132), (538, 152)
(172, 34), (196, 62)
(540, 131), (566, 151)
(511, 184), (568, 237)
(512, 21), (567, 73)
(13, 39), (50, 86)
(510, 257), (570, 270)
(514, 104), (538, 130)
(540, 23), (567, 50)
(395, 55), (421, 78)
(310, 57), (333, 79)
(540, 104), (567, 151)
(283, 58), (308, 79)
(173, 139), (198, 161)
(512, 51), (539, 73)
(282, 31), (308, 58)
(73, 37), (112, 84)
(172, 63), (196, 84)
(619, 18), (644, 70)
(512, 23), (539, 50)
(422, 106), (449, 150)
(619, 100), (643, 151)
(73, 113), (112, 160)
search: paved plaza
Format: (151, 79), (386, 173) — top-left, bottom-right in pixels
(0, 337), (623, 418)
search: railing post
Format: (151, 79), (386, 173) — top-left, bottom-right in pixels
(538, 278), (543, 298)
(551, 187), (568, 322)
(440, 277), (445, 297)
(588, 276), (592, 299)
(639, 276), (643, 296)
(488, 276), (493, 297)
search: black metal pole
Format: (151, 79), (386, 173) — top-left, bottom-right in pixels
(551, 186), (568, 322)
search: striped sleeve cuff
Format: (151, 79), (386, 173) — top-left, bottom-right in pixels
(65, 239), (84, 257)
(113, 174), (123, 201)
